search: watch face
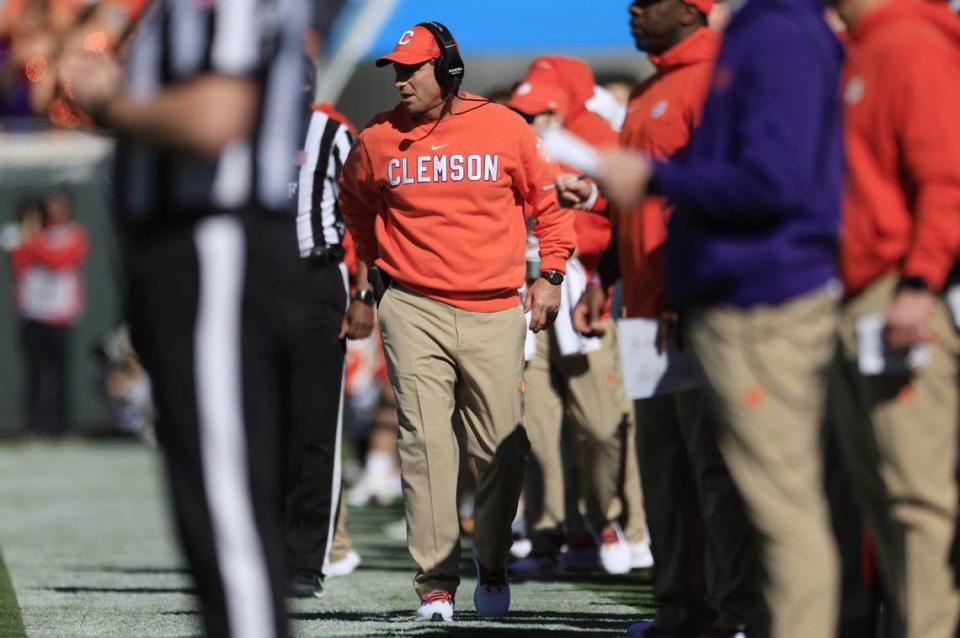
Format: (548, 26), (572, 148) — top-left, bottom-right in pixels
(543, 270), (562, 285)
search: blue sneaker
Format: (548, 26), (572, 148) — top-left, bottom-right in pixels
(473, 553), (510, 618)
(507, 553), (565, 579)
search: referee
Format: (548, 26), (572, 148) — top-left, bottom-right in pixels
(59, 1), (311, 636)
(286, 102), (374, 597)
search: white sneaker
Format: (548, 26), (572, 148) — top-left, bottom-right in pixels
(382, 517), (406, 542)
(598, 523), (632, 575)
(416, 591), (454, 622)
(629, 539), (654, 569)
(473, 552), (510, 618)
(510, 538), (532, 560)
(347, 470), (402, 507)
(324, 550), (361, 577)
(346, 474), (374, 507)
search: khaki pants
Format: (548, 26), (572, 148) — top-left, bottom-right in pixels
(635, 389), (764, 633)
(329, 497), (352, 562)
(688, 285), (841, 638)
(378, 286), (528, 598)
(523, 321), (647, 542)
(836, 275), (960, 638)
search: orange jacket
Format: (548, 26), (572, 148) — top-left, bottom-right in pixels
(339, 94), (575, 312)
(613, 27), (720, 318)
(523, 56), (619, 276)
(841, 0), (960, 295)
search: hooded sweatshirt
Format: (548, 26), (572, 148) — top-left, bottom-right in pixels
(523, 56), (619, 276)
(339, 95), (575, 312)
(841, 0), (960, 295)
(615, 27), (719, 318)
(656, 0), (845, 309)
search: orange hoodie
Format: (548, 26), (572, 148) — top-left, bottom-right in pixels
(339, 94), (575, 312)
(523, 56), (619, 275)
(841, 0), (960, 295)
(610, 27), (720, 318)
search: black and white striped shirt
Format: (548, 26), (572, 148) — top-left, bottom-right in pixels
(296, 106), (354, 257)
(114, 0), (308, 224)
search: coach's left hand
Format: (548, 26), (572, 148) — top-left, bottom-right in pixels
(525, 278), (561, 333)
(340, 299), (374, 340)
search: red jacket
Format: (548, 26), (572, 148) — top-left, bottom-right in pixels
(522, 56), (619, 276)
(841, 0), (960, 295)
(11, 221), (89, 325)
(608, 28), (719, 317)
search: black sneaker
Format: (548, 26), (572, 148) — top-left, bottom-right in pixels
(287, 570), (324, 598)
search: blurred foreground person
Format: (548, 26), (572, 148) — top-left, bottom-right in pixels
(831, 0), (960, 635)
(595, 1), (845, 636)
(340, 22), (574, 621)
(58, 0), (310, 635)
(562, 1), (763, 636)
(8, 192), (88, 438)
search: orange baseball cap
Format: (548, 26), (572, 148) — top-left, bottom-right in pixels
(375, 25), (441, 67)
(507, 81), (569, 116)
(683, 0), (714, 14)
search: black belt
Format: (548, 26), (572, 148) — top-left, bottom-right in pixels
(304, 244), (344, 268)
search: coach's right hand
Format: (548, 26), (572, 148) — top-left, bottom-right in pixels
(525, 278), (561, 333)
(573, 283), (607, 337)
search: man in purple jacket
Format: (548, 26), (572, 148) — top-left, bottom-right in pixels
(598, 1), (844, 637)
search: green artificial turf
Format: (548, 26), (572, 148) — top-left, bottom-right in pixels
(0, 441), (653, 637)
(0, 544), (27, 638)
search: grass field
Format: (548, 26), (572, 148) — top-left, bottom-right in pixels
(0, 440), (654, 637)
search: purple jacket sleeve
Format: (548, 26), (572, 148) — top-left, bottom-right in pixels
(653, 27), (840, 227)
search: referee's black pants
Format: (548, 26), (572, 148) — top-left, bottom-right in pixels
(285, 259), (347, 577)
(124, 212), (303, 638)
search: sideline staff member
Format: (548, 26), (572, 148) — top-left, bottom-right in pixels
(59, 0), (311, 636)
(340, 21), (574, 622)
(595, 1), (845, 636)
(832, 0), (960, 635)
(564, 2), (764, 635)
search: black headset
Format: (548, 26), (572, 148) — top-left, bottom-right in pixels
(417, 21), (464, 95)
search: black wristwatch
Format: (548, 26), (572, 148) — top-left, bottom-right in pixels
(540, 269), (564, 286)
(352, 289), (375, 306)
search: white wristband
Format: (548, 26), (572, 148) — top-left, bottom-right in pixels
(578, 182), (599, 211)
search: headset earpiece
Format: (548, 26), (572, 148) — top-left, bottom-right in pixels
(417, 21), (464, 95)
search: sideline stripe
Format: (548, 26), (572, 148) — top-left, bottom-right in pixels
(0, 546), (27, 638)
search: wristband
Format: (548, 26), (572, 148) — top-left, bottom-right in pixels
(578, 182), (600, 212)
